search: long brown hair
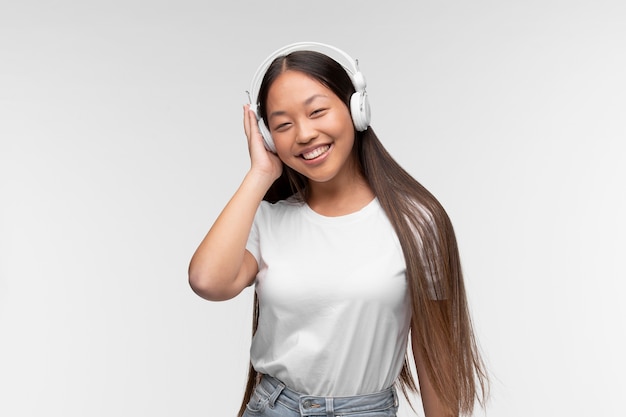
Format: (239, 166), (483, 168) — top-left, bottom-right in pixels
(238, 50), (488, 416)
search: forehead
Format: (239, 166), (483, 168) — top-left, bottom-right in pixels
(266, 70), (335, 107)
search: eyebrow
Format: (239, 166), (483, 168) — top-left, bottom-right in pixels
(268, 94), (328, 119)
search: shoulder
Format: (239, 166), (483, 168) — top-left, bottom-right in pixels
(256, 194), (305, 220)
(260, 194), (304, 210)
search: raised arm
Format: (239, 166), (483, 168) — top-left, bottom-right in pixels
(188, 106), (282, 301)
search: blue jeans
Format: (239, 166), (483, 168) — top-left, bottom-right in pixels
(243, 374), (399, 417)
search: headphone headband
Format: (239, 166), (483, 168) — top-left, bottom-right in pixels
(249, 42), (366, 105)
(247, 42), (370, 152)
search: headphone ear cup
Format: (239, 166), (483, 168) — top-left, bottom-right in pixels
(350, 91), (371, 131)
(258, 119), (276, 153)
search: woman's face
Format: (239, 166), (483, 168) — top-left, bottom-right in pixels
(265, 70), (357, 186)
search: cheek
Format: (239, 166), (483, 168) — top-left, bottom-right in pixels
(330, 109), (356, 138)
(272, 135), (293, 159)
(272, 138), (304, 172)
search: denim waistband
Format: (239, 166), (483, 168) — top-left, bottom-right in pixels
(257, 374), (398, 416)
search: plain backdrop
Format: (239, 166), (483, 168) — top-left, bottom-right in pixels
(1, 1), (625, 416)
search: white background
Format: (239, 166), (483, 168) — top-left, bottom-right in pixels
(1, 1), (625, 416)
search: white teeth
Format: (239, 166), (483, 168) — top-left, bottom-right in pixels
(302, 145), (330, 160)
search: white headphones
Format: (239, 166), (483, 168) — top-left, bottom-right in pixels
(247, 42), (371, 153)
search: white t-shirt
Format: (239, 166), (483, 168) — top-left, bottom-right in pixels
(246, 196), (411, 396)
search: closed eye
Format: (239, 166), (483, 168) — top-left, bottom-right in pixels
(310, 108), (328, 117)
(273, 122), (291, 132)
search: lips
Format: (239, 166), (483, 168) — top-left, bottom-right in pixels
(301, 145), (331, 160)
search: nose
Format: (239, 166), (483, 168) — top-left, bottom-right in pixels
(295, 119), (318, 144)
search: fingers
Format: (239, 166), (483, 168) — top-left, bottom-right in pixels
(243, 105), (260, 138)
(243, 104), (251, 142)
(244, 105), (266, 151)
(248, 107), (262, 141)
(244, 104), (266, 160)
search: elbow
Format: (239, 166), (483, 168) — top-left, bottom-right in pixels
(188, 268), (237, 302)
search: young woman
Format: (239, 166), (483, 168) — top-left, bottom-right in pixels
(189, 42), (488, 417)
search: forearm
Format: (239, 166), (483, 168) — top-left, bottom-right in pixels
(188, 170), (273, 300)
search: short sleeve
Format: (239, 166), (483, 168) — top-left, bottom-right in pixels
(245, 202), (264, 264)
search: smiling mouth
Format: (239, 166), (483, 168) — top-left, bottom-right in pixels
(301, 145), (331, 160)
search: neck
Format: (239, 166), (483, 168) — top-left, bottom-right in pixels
(306, 172), (374, 217)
